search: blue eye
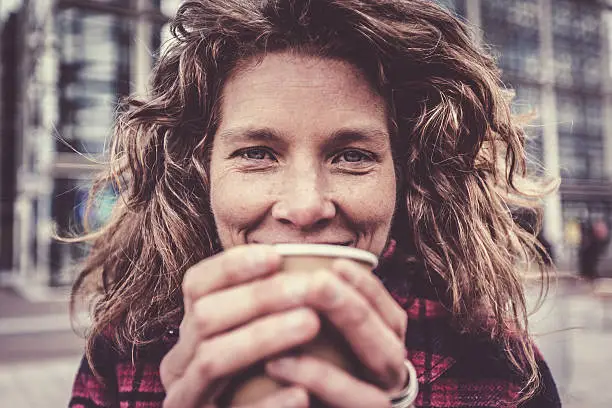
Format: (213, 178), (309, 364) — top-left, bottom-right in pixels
(240, 147), (275, 161)
(334, 150), (372, 163)
(342, 150), (366, 162)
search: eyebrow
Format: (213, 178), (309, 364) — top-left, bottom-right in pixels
(216, 126), (390, 151)
(323, 127), (390, 152)
(217, 127), (287, 146)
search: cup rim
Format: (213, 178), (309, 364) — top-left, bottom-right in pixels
(273, 244), (378, 268)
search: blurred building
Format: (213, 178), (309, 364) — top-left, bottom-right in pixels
(1, 8), (20, 283)
(437, 0), (612, 271)
(458, 0), (612, 271)
(1, 0), (612, 292)
(0, 0), (174, 290)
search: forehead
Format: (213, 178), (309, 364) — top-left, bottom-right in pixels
(216, 52), (389, 139)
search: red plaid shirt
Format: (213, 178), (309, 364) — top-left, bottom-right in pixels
(69, 242), (561, 407)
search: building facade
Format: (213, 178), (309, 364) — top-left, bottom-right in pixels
(445, 0), (612, 270)
(2, 0), (612, 291)
(0, 0), (170, 290)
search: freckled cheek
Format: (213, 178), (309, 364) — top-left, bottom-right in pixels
(211, 175), (275, 233)
(339, 175), (396, 227)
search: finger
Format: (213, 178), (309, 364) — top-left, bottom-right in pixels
(197, 308), (319, 375)
(302, 270), (407, 391)
(163, 367), (229, 408)
(160, 333), (195, 389)
(160, 311), (218, 388)
(265, 356), (390, 408)
(165, 247), (289, 389)
(331, 259), (408, 342)
(164, 308), (319, 408)
(182, 244), (282, 312)
(238, 386), (309, 408)
(190, 266), (404, 344)
(189, 268), (326, 339)
(168, 268), (305, 384)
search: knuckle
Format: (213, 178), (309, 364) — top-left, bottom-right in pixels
(194, 348), (218, 382)
(191, 307), (213, 336)
(343, 299), (371, 327)
(311, 270), (342, 301)
(219, 253), (244, 285)
(336, 260), (358, 281)
(349, 266), (365, 286)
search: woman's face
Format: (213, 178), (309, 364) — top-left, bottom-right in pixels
(209, 52), (396, 256)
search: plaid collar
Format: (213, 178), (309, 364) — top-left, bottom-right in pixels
(375, 239), (457, 385)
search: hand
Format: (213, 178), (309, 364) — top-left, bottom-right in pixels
(160, 246), (407, 408)
(160, 245), (318, 408)
(264, 258), (409, 408)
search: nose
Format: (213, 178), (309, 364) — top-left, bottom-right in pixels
(271, 172), (336, 230)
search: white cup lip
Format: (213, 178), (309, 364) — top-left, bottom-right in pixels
(273, 243), (378, 268)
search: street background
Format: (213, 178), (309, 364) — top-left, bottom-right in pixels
(2, 0), (612, 407)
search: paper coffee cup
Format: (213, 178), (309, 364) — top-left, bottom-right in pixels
(222, 244), (378, 406)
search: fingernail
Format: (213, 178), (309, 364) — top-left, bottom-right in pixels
(268, 357), (296, 374)
(250, 246), (272, 267)
(281, 389), (307, 408)
(283, 276), (309, 301)
(286, 309), (309, 331)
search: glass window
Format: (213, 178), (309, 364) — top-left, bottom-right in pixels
(557, 92), (584, 134)
(558, 136), (585, 179)
(151, 0), (162, 11)
(512, 85), (543, 166)
(481, 0), (540, 82)
(87, 0), (134, 6)
(436, 0), (466, 17)
(56, 7), (131, 154)
(552, 0), (602, 91)
(556, 92), (604, 180)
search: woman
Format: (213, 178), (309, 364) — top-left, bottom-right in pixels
(68, 0), (561, 407)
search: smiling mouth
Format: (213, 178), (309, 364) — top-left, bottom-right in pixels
(253, 240), (354, 246)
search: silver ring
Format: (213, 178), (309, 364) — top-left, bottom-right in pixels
(390, 359), (419, 408)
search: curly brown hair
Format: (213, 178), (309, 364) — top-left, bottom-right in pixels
(70, 0), (556, 401)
